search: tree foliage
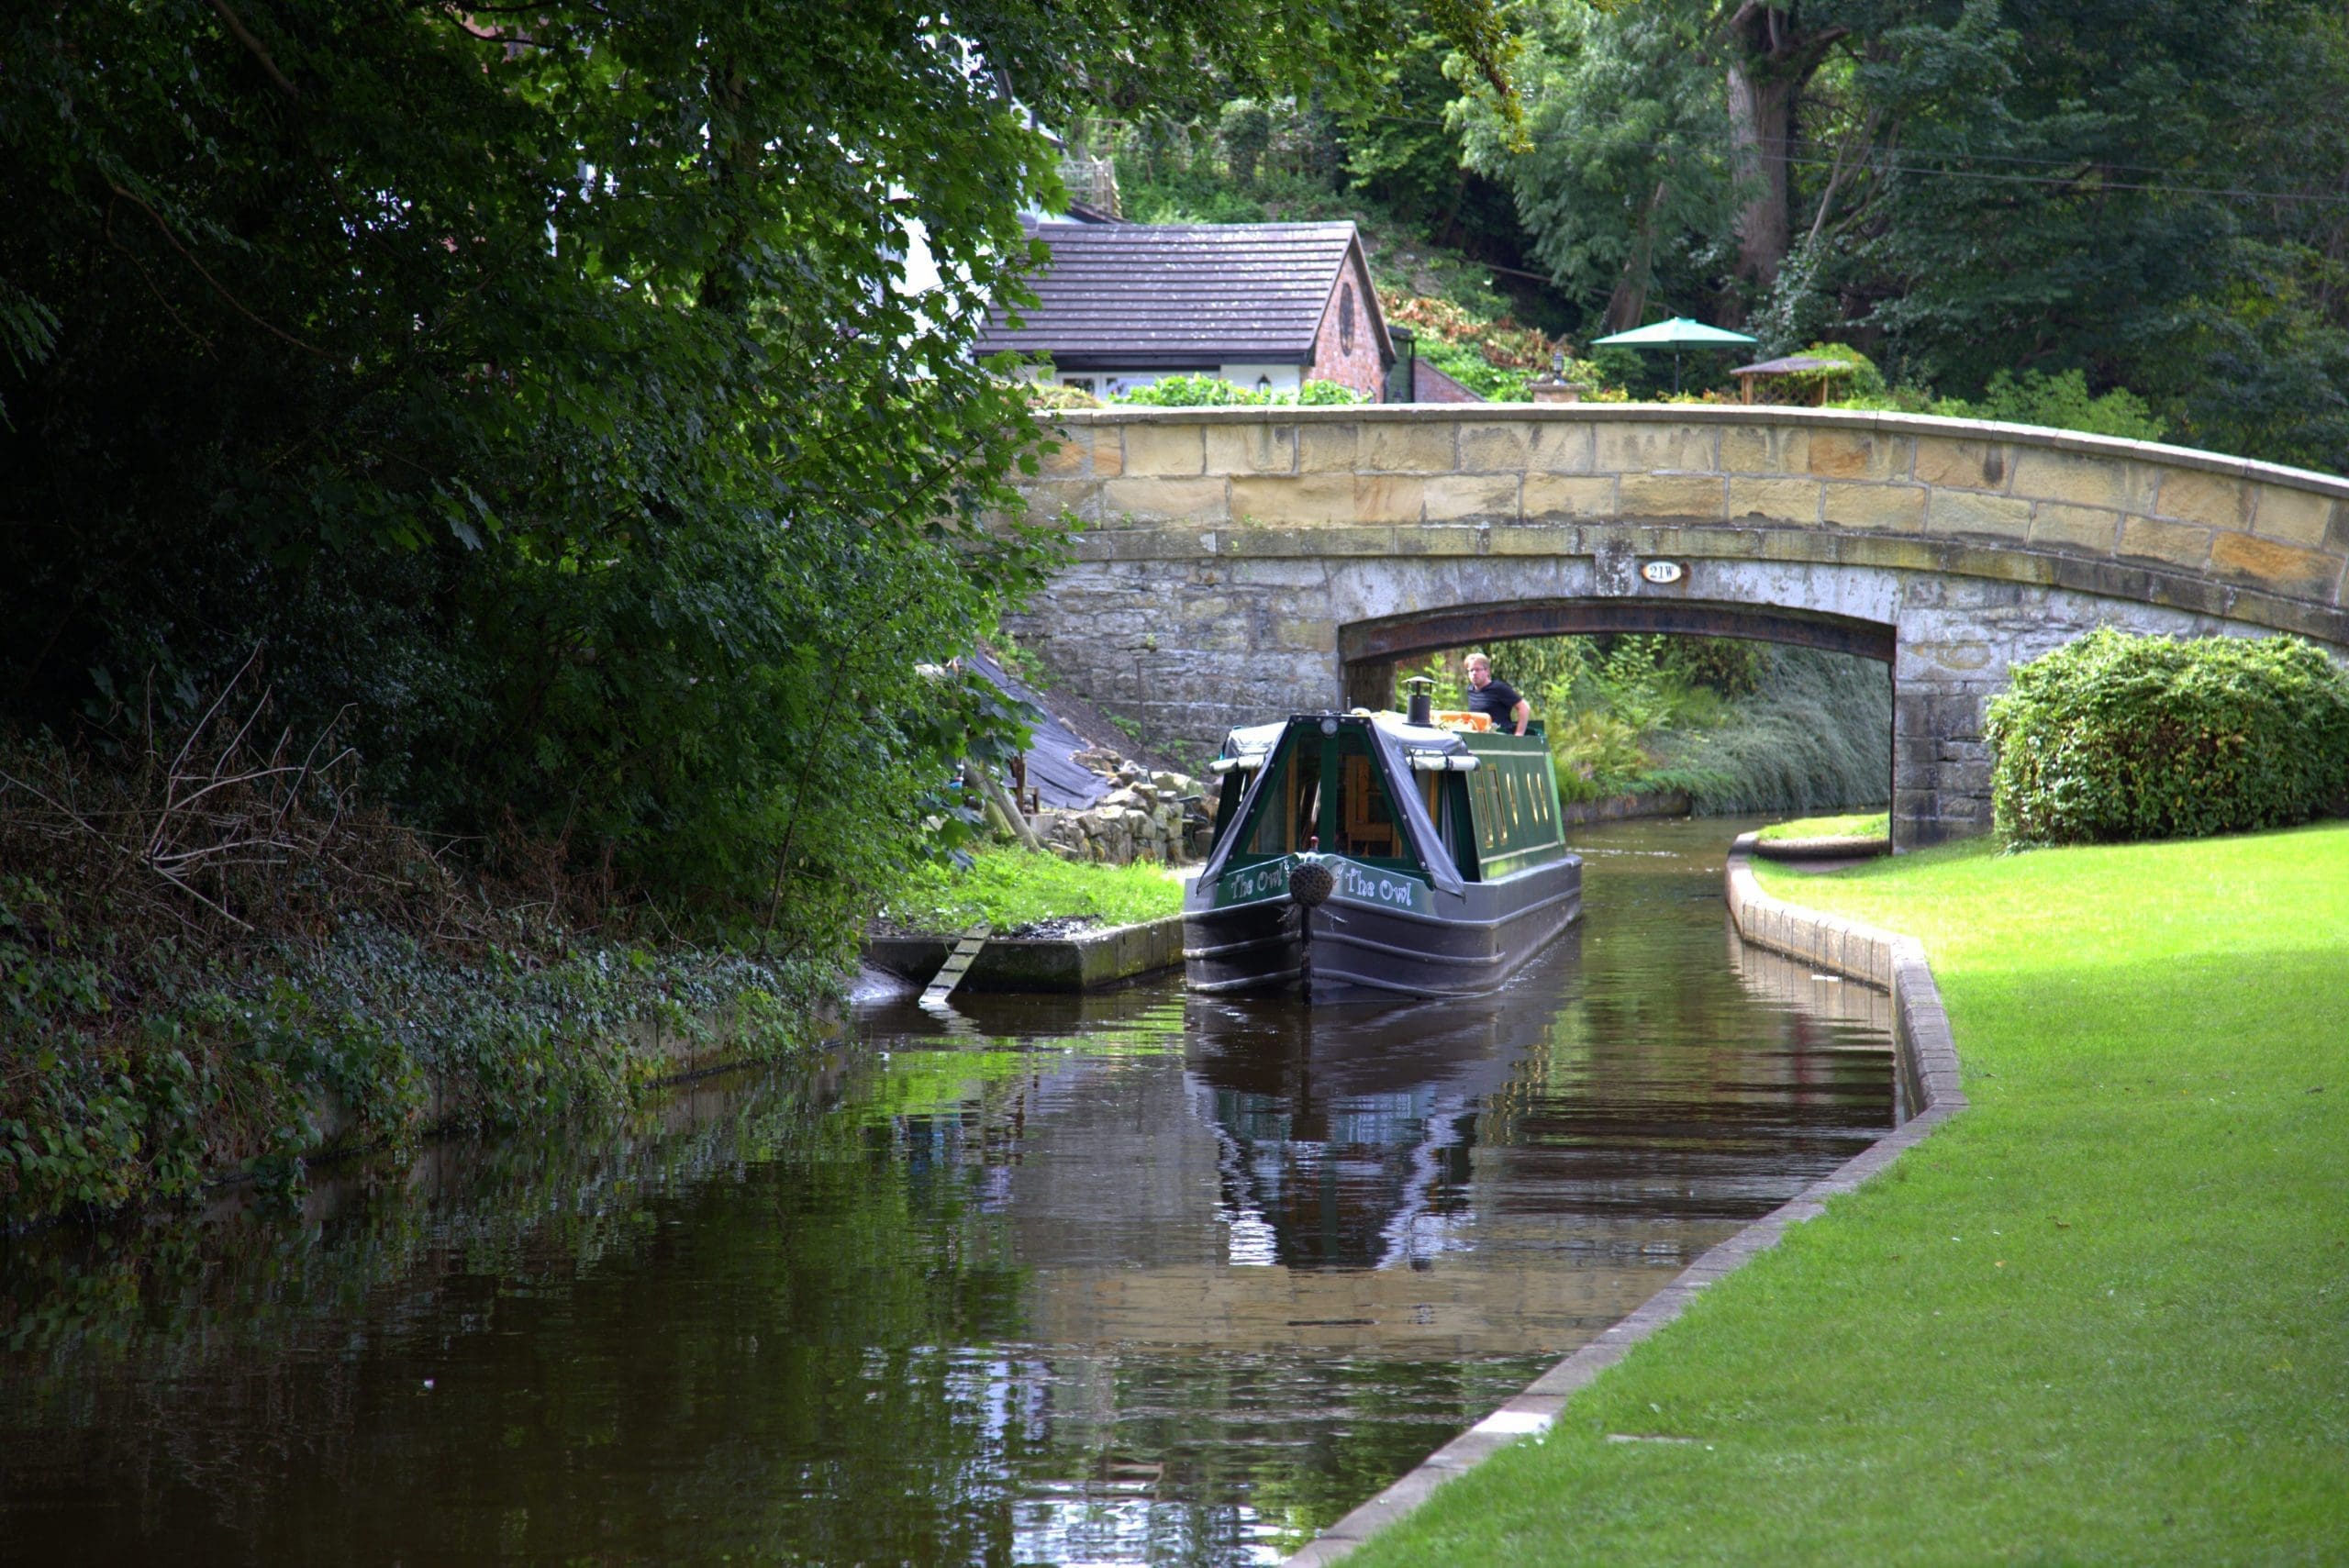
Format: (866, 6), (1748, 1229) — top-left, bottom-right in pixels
(0, 1), (1512, 952)
(1444, 0), (2349, 470)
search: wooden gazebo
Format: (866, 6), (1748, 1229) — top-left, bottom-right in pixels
(1730, 354), (1855, 406)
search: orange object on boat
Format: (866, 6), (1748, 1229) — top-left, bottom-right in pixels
(1431, 709), (1493, 732)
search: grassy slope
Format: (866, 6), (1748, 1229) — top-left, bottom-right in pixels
(1353, 823), (2349, 1566)
(874, 846), (1182, 934)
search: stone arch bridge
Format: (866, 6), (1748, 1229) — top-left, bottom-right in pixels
(1003, 406), (2349, 847)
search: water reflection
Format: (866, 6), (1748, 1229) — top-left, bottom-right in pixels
(0, 817), (1893, 1566)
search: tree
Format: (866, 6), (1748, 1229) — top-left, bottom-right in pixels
(0, 1), (1518, 948)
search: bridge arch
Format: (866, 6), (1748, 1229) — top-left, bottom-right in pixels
(1005, 405), (2349, 847)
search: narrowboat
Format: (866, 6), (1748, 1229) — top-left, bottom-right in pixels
(1182, 696), (1582, 1000)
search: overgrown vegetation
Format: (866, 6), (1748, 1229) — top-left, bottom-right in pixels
(0, 0), (1520, 1224)
(1987, 628), (2349, 845)
(0, 685), (822, 1229)
(1406, 639), (1890, 817)
(875, 847), (1182, 936)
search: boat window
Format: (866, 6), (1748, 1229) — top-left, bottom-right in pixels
(1245, 741), (1320, 856)
(1332, 733), (1403, 860)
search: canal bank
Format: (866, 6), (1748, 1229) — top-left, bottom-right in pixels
(1286, 832), (1964, 1563)
(1339, 821), (2349, 1568)
(0, 818), (1898, 1565)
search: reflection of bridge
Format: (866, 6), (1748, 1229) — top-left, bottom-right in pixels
(1006, 406), (2349, 846)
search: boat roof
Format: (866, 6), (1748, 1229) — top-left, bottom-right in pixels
(1216, 711), (1472, 764)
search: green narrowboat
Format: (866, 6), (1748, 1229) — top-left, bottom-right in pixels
(1182, 706), (1582, 999)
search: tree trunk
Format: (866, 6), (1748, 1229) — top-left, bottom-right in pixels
(1727, 59), (1795, 293)
(1721, 4), (1847, 296)
(1603, 182), (1669, 333)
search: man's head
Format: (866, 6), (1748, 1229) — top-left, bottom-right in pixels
(1464, 652), (1492, 689)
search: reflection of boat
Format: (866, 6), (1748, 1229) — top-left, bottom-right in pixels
(1181, 949), (1575, 1271)
(1182, 704), (1582, 999)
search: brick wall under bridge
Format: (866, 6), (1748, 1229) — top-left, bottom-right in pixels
(1002, 406), (2349, 848)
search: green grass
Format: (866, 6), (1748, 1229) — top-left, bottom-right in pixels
(1755, 810), (1890, 841)
(1353, 822), (2349, 1566)
(873, 846), (1183, 935)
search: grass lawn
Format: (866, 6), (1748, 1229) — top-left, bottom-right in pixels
(874, 845), (1183, 935)
(1352, 822), (2349, 1566)
(1755, 810), (1890, 842)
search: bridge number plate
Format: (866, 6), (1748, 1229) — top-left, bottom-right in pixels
(1640, 560), (1686, 584)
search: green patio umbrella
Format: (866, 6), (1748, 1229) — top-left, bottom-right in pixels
(1591, 316), (1758, 394)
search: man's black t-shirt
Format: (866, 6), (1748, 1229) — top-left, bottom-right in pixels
(1468, 677), (1525, 733)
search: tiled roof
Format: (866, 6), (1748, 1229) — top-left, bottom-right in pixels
(975, 222), (1380, 368)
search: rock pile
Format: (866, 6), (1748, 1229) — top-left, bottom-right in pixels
(1030, 762), (1214, 866)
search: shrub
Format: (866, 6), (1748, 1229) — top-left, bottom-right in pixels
(1112, 374), (1366, 406)
(1986, 628), (2349, 845)
(1937, 369), (2167, 442)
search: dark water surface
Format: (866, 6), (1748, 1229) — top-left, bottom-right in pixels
(0, 818), (1893, 1565)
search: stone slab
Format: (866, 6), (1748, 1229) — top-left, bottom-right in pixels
(863, 914), (1186, 992)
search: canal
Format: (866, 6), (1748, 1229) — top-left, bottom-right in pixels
(0, 817), (1893, 1564)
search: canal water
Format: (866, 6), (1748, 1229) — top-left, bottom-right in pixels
(0, 818), (1893, 1565)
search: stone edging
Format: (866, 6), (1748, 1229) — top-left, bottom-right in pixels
(1282, 833), (1966, 1566)
(863, 913), (1186, 993)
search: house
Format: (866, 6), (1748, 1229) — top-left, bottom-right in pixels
(974, 221), (1395, 401)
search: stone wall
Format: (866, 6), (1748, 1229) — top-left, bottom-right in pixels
(1007, 406), (2349, 846)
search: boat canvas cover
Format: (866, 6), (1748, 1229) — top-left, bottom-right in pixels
(1197, 715), (1467, 895)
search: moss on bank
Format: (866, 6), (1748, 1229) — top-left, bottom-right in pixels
(2, 871), (833, 1231)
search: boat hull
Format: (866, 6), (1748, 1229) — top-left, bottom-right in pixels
(1183, 854), (1581, 1000)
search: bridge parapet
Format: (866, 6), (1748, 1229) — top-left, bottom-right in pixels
(1007, 406), (2349, 845)
(1024, 406), (2349, 639)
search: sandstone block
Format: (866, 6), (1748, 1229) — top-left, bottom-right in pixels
(1485, 524), (1582, 557)
(1620, 473), (1726, 519)
(1523, 474), (1616, 520)
(1719, 425), (1809, 475)
(1123, 423), (1205, 476)
(1090, 433), (1125, 479)
(2009, 450), (2156, 513)
(1354, 476), (1428, 524)
(1925, 489), (2033, 540)
(1459, 422), (1531, 471)
(2116, 514), (2214, 570)
(1727, 476), (1823, 525)
(2208, 532), (2345, 601)
(1523, 422), (1598, 473)
(1362, 421), (1459, 473)
(2154, 469), (2251, 532)
(1423, 473), (1521, 521)
(1101, 476), (1227, 522)
(1036, 428), (1090, 477)
(2030, 503), (2121, 553)
(1297, 423), (1361, 473)
(1205, 423), (1297, 475)
(1023, 479), (1101, 525)
(2249, 484), (2340, 548)
(1806, 429), (1911, 482)
(1822, 482), (1926, 531)
(1229, 474), (1354, 524)
(1912, 437), (2009, 493)
(1393, 523), (1482, 556)
(1595, 422), (1715, 473)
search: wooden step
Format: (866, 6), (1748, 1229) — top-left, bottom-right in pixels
(918, 924), (990, 1008)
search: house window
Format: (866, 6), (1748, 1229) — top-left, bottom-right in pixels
(1339, 282), (1357, 354)
(1062, 376), (1097, 394)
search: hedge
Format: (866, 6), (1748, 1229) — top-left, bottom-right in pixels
(1985, 628), (2349, 844)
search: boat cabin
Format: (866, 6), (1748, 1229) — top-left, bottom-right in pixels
(1205, 712), (1564, 889)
